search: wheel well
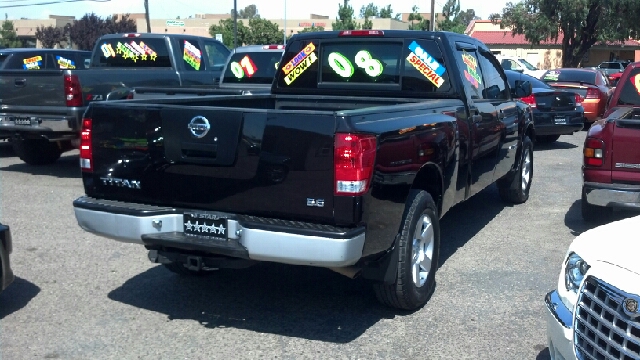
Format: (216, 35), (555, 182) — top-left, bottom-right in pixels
(526, 123), (535, 141)
(411, 164), (443, 215)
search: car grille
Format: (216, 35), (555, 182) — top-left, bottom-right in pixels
(574, 276), (640, 360)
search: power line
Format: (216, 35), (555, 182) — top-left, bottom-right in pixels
(0, 0), (109, 8)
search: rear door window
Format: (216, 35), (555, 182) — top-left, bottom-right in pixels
(203, 40), (230, 70)
(223, 51), (283, 84)
(92, 38), (172, 68)
(617, 68), (640, 106)
(455, 48), (485, 99)
(178, 38), (204, 71)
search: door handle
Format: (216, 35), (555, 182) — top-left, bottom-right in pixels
(14, 78), (26, 87)
(498, 110), (505, 120)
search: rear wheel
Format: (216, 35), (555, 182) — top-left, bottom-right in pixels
(498, 135), (533, 204)
(536, 134), (560, 143)
(11, 138), (61, 165)
(373, 190), (440, 310)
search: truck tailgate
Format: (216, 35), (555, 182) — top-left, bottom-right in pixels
(85, 102), (337, 223)
(0, 70), (66, 107)
(611, 108), (640, 183)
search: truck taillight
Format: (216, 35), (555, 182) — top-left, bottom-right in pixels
(334, 133), (377, 195)
(584, 138), (604, 167)
(263, 45), (285, 50)
(575, 94), (584, 104)
(585, 88), (599, 99)
(64, 74), (83, 107)
(80, 118), (92, 172)
(520, 94), (537, 108)
(338, 30), (384, 36)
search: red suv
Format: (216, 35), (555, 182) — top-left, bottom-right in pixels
(581, 61), (640, 221)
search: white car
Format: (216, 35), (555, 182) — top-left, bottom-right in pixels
(496, 55), (547, 79)
(545, 215), (640, 360)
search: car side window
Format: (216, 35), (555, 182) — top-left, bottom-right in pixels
(456, 49), (485, 100)
(178, 38), (204, 71)
(203, 40), (230, 70)
(478, 50), (509, 100)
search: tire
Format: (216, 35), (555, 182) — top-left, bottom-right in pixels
(498, 135), (533, 204)
(581, 187), (611, 222)
(11, 138), (61, 165)
(536, 134), (560, 143)
(163, 262), (217, 277)
(373, 190), (440, 310)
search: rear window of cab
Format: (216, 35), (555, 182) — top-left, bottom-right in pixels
(274, 38), (452, 95)
(0, 52), (89, 70)
(91, 38), (172, 68)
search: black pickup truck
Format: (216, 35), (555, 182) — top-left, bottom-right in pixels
(73, 30), (535, 310)
(0, 33), (230, 165)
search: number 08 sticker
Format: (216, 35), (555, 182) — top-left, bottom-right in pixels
(328, 50), (384, 78)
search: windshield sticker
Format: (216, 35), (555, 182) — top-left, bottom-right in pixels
(282, 42), (315, 75)
(56, 56), (76, 69)
(230, 55), (259, 79)
(105, 41), (158, 62)
(408, 41), (446, 76)
(461, 51), (481, 88)
(183, 40), (202, 70)
(407, 50), (445, 87)
(544, 71), (559, 81)
(23, 56), (42, 70)
(633, 74), (640, 95)
(328, 50), (384, 78)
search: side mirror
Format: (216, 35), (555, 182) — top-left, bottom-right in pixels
(512, 80), (532, 98)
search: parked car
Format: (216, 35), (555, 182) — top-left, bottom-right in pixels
(496, 55), (546, 78)
(505, 70), (583, 143)
(545, 214), (640, 360)
(0, 33), (230, 166)
(582, 62), (640, 221)
(607, 71), (623, 87)
(597, 60), (629, 77)
(0, 223), (14, 293)
(73, 30), (535, 310)
(132, 44), (285, 99)
(541, 68), (613, 125)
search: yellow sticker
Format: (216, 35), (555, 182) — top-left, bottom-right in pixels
(282, 43), (315, 75)
(284, 52), (317, 85)
(407, 52), (444, 88)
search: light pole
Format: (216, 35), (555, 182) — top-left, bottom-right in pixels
(283, 0), (287, 45)
(144, 0), (151, 33)
(430, 0), (435, 31)
(234, 0), (237, 48)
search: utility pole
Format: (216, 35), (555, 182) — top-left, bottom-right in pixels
(144, 0), (151, 33)
(283, 0), (286, 45)
(233, 0), (237, 48)
(430, 0), (436, 31)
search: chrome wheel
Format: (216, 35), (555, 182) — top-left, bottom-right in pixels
(411, 212), (435, 287)
(521, 146), (532, 192)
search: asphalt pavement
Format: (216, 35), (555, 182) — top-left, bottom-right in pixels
(0, 131), (634, 359)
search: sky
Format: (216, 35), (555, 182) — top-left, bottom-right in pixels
(1, 0), (511, 22)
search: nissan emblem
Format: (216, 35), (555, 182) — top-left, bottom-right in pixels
(188, 116), (211, 138)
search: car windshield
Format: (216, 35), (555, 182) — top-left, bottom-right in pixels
(222, 51), (284, 85)
(518, 58), (538, 71)
(616, 67), (640, 106)
(542, 70), (597, 85)
(599, 62), (622, 69)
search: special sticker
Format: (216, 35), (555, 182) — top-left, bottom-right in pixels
(461, 51), (481, 88)
(23, 56), (42, 70)
(406, 41), (446, 87)
(56, 56), (76, 69)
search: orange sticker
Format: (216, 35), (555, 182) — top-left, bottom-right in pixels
(633, 74), (640, 95)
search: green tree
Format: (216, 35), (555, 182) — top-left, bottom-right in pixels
(0, 14), (22, 48)
(457, 9), (479, 27)
(67, 13), (136, 51)
(246, 17), (283, 45)
(298, 25), (325, 33)
(489, 0), (640, 67)
(359, 3), (378, 18)
(438, 0), (467, 33)
(379, 5), (393, 18)
(231, 4), (259, 19)
(209, 18), (249, 48)
(332, 0), (360, 31)
(35, 25), (65, 49)
(407, 5), (429, 31)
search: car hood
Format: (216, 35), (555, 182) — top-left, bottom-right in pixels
(569, 215), (640, 276)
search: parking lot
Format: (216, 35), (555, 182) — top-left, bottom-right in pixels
(0, 131), (633, 359)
